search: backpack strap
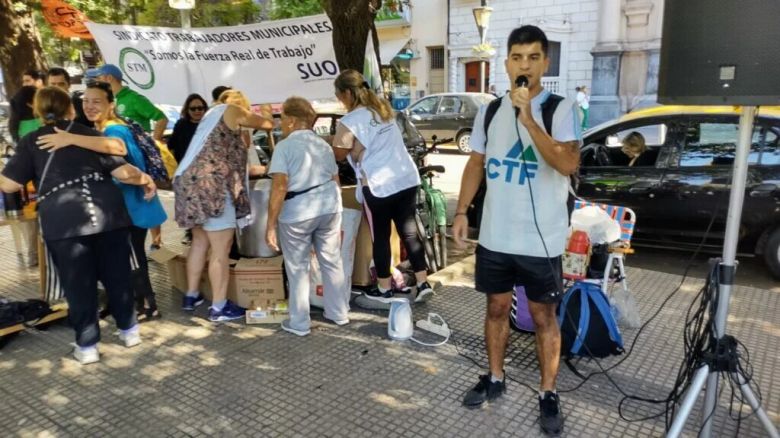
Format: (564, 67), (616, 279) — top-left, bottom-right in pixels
(484, 92), (563, 138)
(482, 97), (503, 147)
(540, 93), (564, 135)
(571, 284), (592, 355)
(557, 282), (579, 328)
(587, 285), (625, 348)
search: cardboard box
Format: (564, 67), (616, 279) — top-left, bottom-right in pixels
(341, 185), (363, 211)
(245, 301), (289, 324)
(227, 257), (285, 310)
(150, 248), (286, 310)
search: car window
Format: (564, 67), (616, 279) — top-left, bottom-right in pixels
(680, 122), (761, 167)
(474, 95), (495, 106)
(409, 97), (438, 115)
(581, 122), (670, 167)
(437, 96), (462, 114)
(396, 112), (424, 146)
(754, 123), (780, 165)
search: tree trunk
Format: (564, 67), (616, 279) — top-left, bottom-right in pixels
(321, 0), (382, 72)
(0, 0), (48, 99)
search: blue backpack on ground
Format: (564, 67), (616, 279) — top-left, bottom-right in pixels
(558, 281), (624, 358)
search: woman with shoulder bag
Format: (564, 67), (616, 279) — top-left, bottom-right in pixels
(37, 81), (168, 320)
(0, 86), (157, 364)
(173, 90), (274, 322)
(331, 70), (433, 303)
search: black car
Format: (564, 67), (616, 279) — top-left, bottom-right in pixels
(578, 105), (780, 278)
(405, 92), (495, 154)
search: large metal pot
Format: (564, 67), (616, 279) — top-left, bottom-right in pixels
(237, 178), (280, 258)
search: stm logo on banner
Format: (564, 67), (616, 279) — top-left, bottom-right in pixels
(486, 140), (539, 185)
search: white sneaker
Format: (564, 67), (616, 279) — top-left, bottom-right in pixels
(324, 316), (350, 326)
(73, 345), (100, 365)
(118, 326), (142, 348)
(280, 319), (310, 336)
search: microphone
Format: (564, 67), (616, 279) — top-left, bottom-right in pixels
(514, 75), (529, 117)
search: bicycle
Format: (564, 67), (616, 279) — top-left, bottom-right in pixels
(409, 135), (452, 273)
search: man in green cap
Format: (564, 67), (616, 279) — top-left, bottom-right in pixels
(85, 64), (168, 141)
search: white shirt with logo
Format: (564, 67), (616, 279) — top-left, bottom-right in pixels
(339, 107), (420, 202)
(470, 91), (582, 257)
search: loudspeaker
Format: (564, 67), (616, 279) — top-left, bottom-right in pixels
(658, 0), (780, 106)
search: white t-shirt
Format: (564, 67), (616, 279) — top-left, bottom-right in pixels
(576, 91), (589, 110)
(470, 91), (582, 257)
(339, 107), (420, 202)
(268, 130), (342, 224)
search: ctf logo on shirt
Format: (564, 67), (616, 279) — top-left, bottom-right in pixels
(486, 139), (538, 185)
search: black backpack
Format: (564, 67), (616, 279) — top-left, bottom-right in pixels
(466, 94), (578, 228)
(558, 281), (624, 359)
(0, 298), (52, 329)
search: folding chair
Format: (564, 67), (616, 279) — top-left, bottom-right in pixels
(572, 200), (637, 297)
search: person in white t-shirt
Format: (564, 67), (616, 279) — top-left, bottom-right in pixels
(266, 97), (350, 336)
(452, 26), (582, 436)
(576, 85), (590, 129)
(331, 69), (433, 303)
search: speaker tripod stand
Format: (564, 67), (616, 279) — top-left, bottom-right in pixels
(667, 106), (779, 438)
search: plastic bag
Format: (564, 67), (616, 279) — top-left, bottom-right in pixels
(571, 206), (621, 244)
(610, 286), (641, 329)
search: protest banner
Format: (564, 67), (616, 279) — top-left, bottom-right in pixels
(85, 15), (339, 105)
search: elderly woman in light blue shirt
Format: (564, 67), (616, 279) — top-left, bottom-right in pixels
(266, 96), (349, 336)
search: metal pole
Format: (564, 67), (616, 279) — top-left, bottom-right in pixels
(736, 373), (780, 438)
(478, 27), (486, 94)
(667, 365), (710, 438)
(180, 9), (191, 29)
(480, 61), (485, 93)
(699, 106), (756, 438)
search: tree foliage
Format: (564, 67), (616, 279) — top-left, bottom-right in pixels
(268, 0), (324, 20)
(1, 1), (48, 97)
(135, 0), (262, 28)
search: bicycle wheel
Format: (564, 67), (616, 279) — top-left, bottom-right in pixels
(415, 211), (437, 272)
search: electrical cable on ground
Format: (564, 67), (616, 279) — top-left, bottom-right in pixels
(454, 112), (764, 435)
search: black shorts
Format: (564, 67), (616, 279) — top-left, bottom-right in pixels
(475, 245), (564, 304)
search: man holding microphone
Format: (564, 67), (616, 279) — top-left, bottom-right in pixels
(452, 25), (582, 436)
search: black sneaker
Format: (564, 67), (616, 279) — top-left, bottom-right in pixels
(415, 281), (434, 302)
(462, 374), (505, 408)
(539, 391), (564, 436)
(364, 286), (394, 303)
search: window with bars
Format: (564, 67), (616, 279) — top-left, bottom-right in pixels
(429, 47), (445, 70)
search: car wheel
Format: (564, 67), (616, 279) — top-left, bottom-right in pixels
(456, 131), (472, 154)
(763, 227), (780, 279)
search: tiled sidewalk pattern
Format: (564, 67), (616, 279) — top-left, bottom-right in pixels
(0, 192), (777, 437)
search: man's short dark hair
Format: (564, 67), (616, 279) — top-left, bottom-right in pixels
(47, 67), (70, 83)
(23, 69), (44, 80)
(211, 85), (232, 102)
(507, 25), (549, 56)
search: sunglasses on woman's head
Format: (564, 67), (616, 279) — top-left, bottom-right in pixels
(189, 106), (206, 111)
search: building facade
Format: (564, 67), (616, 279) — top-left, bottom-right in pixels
(590, 0), (663, 126)
(376, 0), (449, 108)
(448, 0), (600, 101)
(447, 0), (664, 127)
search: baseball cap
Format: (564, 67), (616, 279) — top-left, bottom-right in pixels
(85, 64), (123, 81)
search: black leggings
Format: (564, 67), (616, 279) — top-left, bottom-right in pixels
(129, 226), (157, 312)
(46, 228), (136, 347)
(362, 186), (427, 279)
